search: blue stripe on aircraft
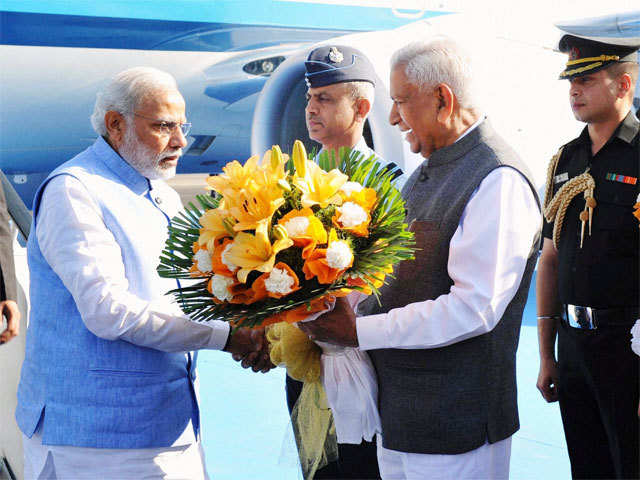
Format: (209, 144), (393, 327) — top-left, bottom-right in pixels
(1, 0), (447, 31)
(0, 11), (355, 51)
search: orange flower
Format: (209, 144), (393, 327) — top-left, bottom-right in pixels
(252, 262), (301, 299)
(190, 242), (211, 278)
(302, 249), (342, 284)
(228, 280), (267, 305)
(261, 295), (332, 328)
(278, 208), (327, 259)
(634, 201), (640, 222)
(332, 188), (377, 237)
(348, 187), (377, 211)
(303, 229), (353, 284)
(210, 238), (236, 277)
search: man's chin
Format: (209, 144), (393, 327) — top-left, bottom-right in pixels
(158, 166), (177, 180)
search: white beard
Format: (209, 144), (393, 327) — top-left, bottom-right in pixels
(119, 126), (181, 180)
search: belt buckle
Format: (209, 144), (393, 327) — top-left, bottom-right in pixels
(565, 304), (597, 330)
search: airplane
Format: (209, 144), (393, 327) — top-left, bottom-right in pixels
(0, 0), (451, 208)
(1, 2), (639, 478)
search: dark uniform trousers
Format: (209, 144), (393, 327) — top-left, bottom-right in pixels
(286, 375), (381, 479)
(558, 322), (640, 479)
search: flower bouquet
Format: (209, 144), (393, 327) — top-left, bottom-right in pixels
(158, 140), (414, 478)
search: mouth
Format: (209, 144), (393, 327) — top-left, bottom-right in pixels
(307, 119), (322, 128)
(159, 151), (181, 167)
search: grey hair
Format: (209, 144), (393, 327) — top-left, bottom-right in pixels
(344, 81), (375, 107)
(391, 36), (476, 110)
(90, 67), (178, 136)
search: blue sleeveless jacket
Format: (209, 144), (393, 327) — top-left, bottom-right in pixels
(16, 137), (199, 448)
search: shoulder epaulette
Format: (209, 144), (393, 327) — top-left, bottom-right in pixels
(542, 146), (565, 211)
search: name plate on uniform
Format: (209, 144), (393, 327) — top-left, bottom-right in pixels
(554, 172), (569, 183)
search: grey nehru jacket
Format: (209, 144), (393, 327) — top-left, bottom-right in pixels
(360, 120), (541, 454)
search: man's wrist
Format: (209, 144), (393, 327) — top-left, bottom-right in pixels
(222, 328), (232, 352)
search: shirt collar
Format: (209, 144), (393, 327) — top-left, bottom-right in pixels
(578, 109), (640, 148)
(352, 136), (372, 155)
(92, 136), (150, 196)
(617, 110), (640, 144)
(455, 116), (485, 144)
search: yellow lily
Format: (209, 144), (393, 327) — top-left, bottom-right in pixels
(293, 160), (348, 208)
(292, 140), (307, 178)
(206, 155), (259, 197)
(224, 222), (293, 283)
(225, 183), (285, 232)
(255, 146), (290, 192)
(198, 208), (235, 251)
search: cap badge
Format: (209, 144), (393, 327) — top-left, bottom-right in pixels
(328, 47), (344, 63)
(569, 46), (580, 61)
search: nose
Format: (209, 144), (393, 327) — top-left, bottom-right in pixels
(569, 80), (579, 97)
(170, 126), (188, 148)
(306, 98), (318, 115)
(389, 102), (400, 126)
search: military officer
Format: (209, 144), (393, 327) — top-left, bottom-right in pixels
(536, 35), (640, 479)
(285, 44), (383, 479)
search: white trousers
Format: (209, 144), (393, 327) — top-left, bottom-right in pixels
(23, 427), (209, 480)
(377, 435), (512, 480)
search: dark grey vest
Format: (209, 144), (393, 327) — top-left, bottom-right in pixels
(362, 120), (540, 454)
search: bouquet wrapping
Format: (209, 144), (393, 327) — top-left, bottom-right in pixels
(158, 140), (414, 478)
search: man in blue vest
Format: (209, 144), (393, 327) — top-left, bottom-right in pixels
(16, 67), (270, 479)
(300, 37), (541, 478)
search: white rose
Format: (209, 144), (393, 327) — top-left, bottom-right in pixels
(264, 267), (296, 295)
(193, 248), (212, 273)
(210, 274), (234, 301)
(340, 181), (364, 197)
(337, 202), (367, 228)
(282, 216), (310, 237)
(326, 240), (353, 269)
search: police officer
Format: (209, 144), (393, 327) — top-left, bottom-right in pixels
(285, 45), (383, 479)
(536, 35), (640, 479)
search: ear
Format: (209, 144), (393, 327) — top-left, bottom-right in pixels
(435, 83), (455, 123)
(354, 97), (371, 121)
(104, 111), (126, 146)
(616, 73), (632, 99)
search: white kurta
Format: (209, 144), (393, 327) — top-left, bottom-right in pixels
(24, 174), (230, 479)
(354, 121), (540, 478)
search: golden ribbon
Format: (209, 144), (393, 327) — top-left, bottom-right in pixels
(267, 321), (338, 479)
